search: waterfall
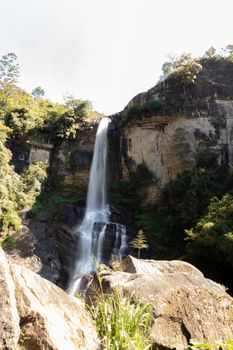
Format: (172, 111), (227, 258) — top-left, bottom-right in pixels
(67, 118), (127, 296)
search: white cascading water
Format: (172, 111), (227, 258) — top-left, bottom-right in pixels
(67, 117), (127, 296)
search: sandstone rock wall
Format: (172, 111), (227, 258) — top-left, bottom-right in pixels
(9, 139), (53, 173)
(49, 127), (96, 194)
(9, 125), (97, 195)
(117, 60), (233, 205)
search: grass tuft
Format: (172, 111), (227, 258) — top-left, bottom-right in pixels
(89, 278), (153, 350)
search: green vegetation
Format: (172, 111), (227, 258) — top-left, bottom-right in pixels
(0, 53), (103, 142)
(184, 193), (233, 289)
(110, 164), (156, 209)
(32, 86), (45, 99)
(126, 100), (164, 119)
(0, 51), (102, 239)
(42, 98), (94, 141)
(110, 180), (136, 207)
(90, 277), (153, 350)
(0, 52), (19, 84)
(135, 211), (180, 258)
(130, 230), (149, 259)
(0, 120), (46, 235)
(162, 53), (203, 84)
(185, 339), (233, 350)
(0, 125), (47, 235)
(27, 191), (85, 219)
(163, 162), (225, 229)
(0, 235), (16, 249)
(135, 149), (233, 290)
(161, 44), (233, 83)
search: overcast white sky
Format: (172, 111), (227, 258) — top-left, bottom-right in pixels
(0, 0), (232, 114)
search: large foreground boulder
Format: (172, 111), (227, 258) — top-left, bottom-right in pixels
(100, 256), (233, 350)
(121, 255), (204, 276)
(0, 249), (20, 349)
(0, 248), (99, 350)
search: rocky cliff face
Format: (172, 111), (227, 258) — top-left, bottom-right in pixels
(113, 59), (233, 206)
(49, 125), (97, 194)
(9, 60), (233, 207)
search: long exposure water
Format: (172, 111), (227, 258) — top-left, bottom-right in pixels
(67, 118), (127, 296)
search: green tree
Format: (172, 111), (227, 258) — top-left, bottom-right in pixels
(204, 46), (217, 58)
(65, 97), (91, 122)
(162, 61), (174, 77)
(161, 54), (178, 77)
(161, 53), (202, 84)
(0, 53), (20, 84)
(0, 122), (22, 233)
(4, 108), (40, 138)
(32, 86), (45, 99)
(184, 194), (233, 291)
(130, 230), (149, 259)
(42, 97), (94, 141)
(223, 44), (233, 61)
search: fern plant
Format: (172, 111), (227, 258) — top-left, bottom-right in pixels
(130, 230), (149, 259)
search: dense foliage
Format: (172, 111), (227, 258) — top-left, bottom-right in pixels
(0, 52), (102, 240)
(161, 44), (233, 82)
(162, 53), (202, 84)
(0, 121), (47, 235)
(185, 339), (233, 350)
(135, 150), (233, 291)
(0, 53), (103, 142)
(184, 193), (233, 290)
(126, 100), (165, 119)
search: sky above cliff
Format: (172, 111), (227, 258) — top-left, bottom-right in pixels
(0, 0), (232, 114)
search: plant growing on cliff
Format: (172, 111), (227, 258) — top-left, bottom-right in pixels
(223, 44), (233, 62)
(90, 287), (153, 350)
(204, 46), (217, 59)
(126, 100), (164, 119)
(130, 230), (149, 259)
(0, 122), (22, 233)
(32, 86), (45, 99)
(4, 107), (42, 138)
(184, 194), (233, 292)
(162, 53), (202, 84)
(0, 123), (47, 235)
(185, 339), (233, 350)
(0, 53), (20, 84)
(20, 161), (47, 208)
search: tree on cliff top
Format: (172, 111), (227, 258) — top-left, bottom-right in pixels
(204, 46), (217, 58)
(32, 86), (45, 99)
(223, 44), (233, 61)
(161, 53), (203, 84)
(0, 53), (20, 84)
